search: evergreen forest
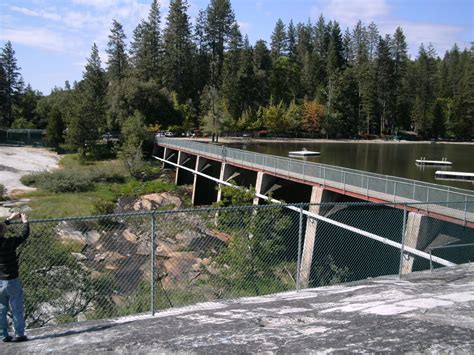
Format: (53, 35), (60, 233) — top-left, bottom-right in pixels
(1, 0), (473, 156)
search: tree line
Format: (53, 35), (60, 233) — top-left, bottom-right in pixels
(1, 0), (473, 154)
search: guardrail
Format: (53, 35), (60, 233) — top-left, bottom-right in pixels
(156, 138), (474, 217)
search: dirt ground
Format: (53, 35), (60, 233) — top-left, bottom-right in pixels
(0, 146), (60, 196)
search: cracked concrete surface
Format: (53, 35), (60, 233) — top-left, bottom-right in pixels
(3, 263), (474, 353)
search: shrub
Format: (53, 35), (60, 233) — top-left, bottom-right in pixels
(21, 171), (93, 193)
(21, 167), (127, 193)
(93, 199), (116, 215)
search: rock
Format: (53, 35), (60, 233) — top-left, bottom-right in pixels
(94, 251), (126, 262)
(142, 192), (182, 209)
(162, 252), (202, 287)
(136, 238), (151, 256)
(105, 263), (119, 271)
(156, 242), (175, 257)
(71, 253), (87, 261)
(118, 192), (183, 212)
(122, 229), (139, 243)
(56, 221), (101, 246)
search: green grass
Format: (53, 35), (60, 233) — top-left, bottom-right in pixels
(19, 155), (180, 219)
(23, 190), (111, 219)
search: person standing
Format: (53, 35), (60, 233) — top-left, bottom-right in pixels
(0, 212), (29, 343)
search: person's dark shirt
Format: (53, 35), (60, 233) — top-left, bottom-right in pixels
(0, 221), (30, 280)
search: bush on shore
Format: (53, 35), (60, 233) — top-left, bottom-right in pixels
(21, 168), (127, 193)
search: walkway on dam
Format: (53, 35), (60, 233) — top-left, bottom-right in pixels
(4, 263), (473, 353)
(156, 138), (474, 227)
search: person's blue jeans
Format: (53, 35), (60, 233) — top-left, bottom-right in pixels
(0, 278), (25, 337)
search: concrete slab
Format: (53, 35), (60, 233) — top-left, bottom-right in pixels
(3, 264), (474, 353)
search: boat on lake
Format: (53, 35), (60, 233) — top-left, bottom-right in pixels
(288, 148), (320, 157)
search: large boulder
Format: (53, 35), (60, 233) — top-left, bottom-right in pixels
(55, 221), (100, 247)
(117, 192), (183, 212)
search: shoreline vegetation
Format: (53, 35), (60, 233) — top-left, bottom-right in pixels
(192, 137), (474, 145)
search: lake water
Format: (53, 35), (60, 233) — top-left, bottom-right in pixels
(227, 141), (474, 191)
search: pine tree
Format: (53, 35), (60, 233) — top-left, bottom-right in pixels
(194, 9), (210, 98)
(204, 0), (236, 88)
(295, 22), (314, 97)
(271, 19), (287, 59)
(376, 35), (395, 134)
(343, 28), (353, 65)
(17, 84), (44, 128)
(106, 20), (128, 82)
(45, 105), (65, 148)
(367, 22), (379, 61)
(351, 20), (369, 133)
(326, 21), (345, 122)
(237, 36), (258, 114)
(253, 40), (271, 107)
(0, 41), (24, 127)
(327, 21), (345, 77)
(163, 0), (194, 101)
(391, 27), (410, 130)
(431, 99), (446, 138)
(411, 43), (437, 136)
(106, 19), (129, 132)
(451, 49), (474, 138)
(66, 43), (107, 157)
(313, 15), (330, 98)
(130, 0), (162, 83)
(222, 23), (243, 119)
(287, 20), (297, 62)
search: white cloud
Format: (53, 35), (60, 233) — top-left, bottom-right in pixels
(0, 27), (73, 52)
(10, 6), (62, 21)
(312, 0), (390, 27)
(310, 0), (468, 57)
(72, 0), (117, 8)
(238, 21), (252, 33)
(379, 21), (467, 57)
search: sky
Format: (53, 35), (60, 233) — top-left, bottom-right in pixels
(0, 0), (472, 94)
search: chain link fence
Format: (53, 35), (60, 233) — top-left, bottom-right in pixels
(3, 202), (473, 330)
(0, 129), (45, 146)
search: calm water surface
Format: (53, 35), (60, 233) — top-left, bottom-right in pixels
(228, 142), (474, 191)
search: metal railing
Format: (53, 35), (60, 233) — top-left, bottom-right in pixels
(156, 138), (474, 218)
(4, 201), (472, 331)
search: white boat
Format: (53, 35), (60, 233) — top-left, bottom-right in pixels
(415, 157), (452, 166)
(435, 171), (474, 181)
(289, 148), (320, 157)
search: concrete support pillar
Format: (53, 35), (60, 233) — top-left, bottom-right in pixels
(253, 172), (265, 205)
(401, 212), (423, 274)
(401, 212), (444, 274)
(191, 156), (202, 206)
(162, 147), (168, 169)
(174, 151), (182, 185)
(299, 186), (325, 289)
(217, 163), (237, 203)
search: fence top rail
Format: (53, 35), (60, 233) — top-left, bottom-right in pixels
(157, 138), (474, 198)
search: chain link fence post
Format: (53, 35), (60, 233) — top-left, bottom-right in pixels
(296, 205), (303, 292)
(398, 204), (407, 278)
(151, 213), (157, 316)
